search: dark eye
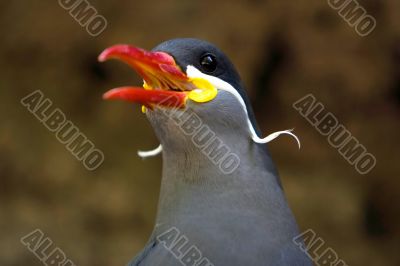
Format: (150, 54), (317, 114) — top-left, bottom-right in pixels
(200, 54), (217, 73)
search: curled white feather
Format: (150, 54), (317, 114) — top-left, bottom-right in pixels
(136, 67), (301, 159)
(138, 144), (163, 158)
(187, 66), (301, 149)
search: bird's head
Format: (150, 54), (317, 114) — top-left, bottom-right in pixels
(99, 38), (298, 158)
(100, 39), (259, 150)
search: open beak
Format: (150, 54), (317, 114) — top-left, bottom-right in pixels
(98, 45), (196, 109)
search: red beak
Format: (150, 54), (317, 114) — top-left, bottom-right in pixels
(98, 45), (192, 108)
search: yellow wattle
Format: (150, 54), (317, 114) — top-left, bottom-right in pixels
(188, 78), (218, 103)
(143, 81), (151, 90)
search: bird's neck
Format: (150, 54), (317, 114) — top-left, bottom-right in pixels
(145, 104), (297, 239)
(152, 136), (288, 234)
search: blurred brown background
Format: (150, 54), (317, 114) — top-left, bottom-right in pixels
(1, 0), (399, 265)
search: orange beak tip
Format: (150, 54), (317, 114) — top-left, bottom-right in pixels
(102, 92), (110, 100)
(98, 49), (111, 62)
(102, 88), (120, 100)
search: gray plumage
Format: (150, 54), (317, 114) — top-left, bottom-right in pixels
(127, 39), (312, 266)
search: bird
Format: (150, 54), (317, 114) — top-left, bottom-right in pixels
(99, 38), (311, 266)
